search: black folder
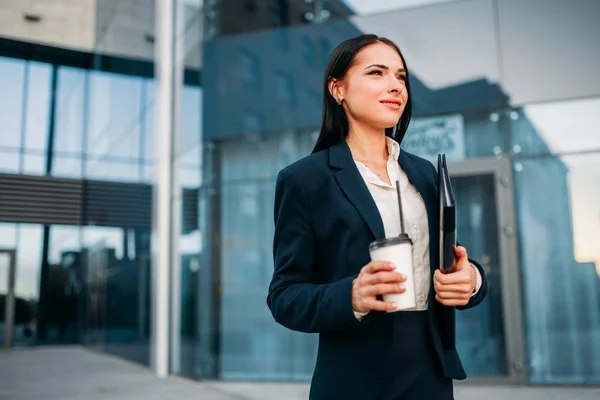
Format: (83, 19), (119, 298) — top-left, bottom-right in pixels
(437, 154), (456, 273)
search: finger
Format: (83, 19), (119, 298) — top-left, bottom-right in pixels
(435, 289), (471, 300)
(435, 295), (469, 307)
(434, 281), (471, 293)
(363, 283), (406, 297)
(364, 299), (398, 312)
(434, 270), (470, 286)
(363, 271), (406, 286)
(434, 269), (451, 285)
(454, 246), (467, 258)
(365, 261), (396, 274)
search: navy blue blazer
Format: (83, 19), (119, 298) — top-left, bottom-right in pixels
(267, 140), (488, 399)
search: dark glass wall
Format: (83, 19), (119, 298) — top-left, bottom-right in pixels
(0, 43), (201, 366)
(189, 0), (600, 385)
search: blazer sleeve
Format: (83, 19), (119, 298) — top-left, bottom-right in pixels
(456, 257), (488, 310)
(267, 166), (361, 334)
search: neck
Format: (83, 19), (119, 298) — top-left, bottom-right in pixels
(345, 122), (388, 163)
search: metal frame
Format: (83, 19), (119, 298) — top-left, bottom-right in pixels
(1, 249), (17, 348)
(448, 157), (527, 385)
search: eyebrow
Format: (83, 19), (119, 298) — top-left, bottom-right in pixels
(364, 64), (406, 73)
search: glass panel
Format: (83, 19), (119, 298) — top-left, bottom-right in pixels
(40, 225), (82, 345)
(87, 71), (143, 159)
(14, 224), (44, 347)
(23, 62), (52, 152)
(0, 150), (20, 173)
(80, 226), (151, 366)
(346, 0), (504, 115)
(514, 154), (600, 384)
(0, 223), (18, 248)
(219, 178), (316, 380)
(452, 173), (507, 376)
(209, 0), (317, 38)
(402, 109), (505, 163)
(23, 154), (46, 175)
(196, 131), (317, 380)
(331, 0), (461, 16)
(55, 67), (86, 154)
(85, 160), (140, 182)
(498, 0), (600, 105)
(0, 253), (11, 345)
(202, 25), (323, 141)
(510, 98), (600, 156)
(143, 80), (155, 164)
(179, 86), (202, 163)
(52, 155), (83, 179)
(141, 164), (155, 184)
(0, 57), (25, 148)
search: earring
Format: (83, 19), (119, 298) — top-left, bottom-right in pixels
(336, 99), (342, 105)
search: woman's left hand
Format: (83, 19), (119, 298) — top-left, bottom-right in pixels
(433, 246), (475, 306)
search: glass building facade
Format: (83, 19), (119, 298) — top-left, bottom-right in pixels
(1, 0), (599, 387)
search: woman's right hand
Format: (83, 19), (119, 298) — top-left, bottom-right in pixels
(351, 261), (407, 313)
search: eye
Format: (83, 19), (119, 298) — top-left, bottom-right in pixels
(367, 70), (383, 76)
(397, 74), (407, 81)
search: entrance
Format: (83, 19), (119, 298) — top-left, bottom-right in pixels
(448, 157), (526, 384)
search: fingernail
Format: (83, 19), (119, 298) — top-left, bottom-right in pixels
(399, 273), (406, 280)
(391, 302), (397, 308)
(388, 262), (396, 269)
(399, 284), (406, 291)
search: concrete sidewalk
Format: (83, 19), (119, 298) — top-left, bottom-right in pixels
(1, 346), (599, 400)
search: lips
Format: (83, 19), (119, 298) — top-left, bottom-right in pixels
(380, 100), (402, 110)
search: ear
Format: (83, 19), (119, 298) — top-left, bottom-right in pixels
(328, 78), (345, 103)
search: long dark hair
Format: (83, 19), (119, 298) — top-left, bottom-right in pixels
(312, 34), (413, 154)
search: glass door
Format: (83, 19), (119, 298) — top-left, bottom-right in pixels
(448, 157), (526, 384)
(0, 249), (17, 347)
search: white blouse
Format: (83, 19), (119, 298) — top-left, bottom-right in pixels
(354, 137), (431, 312)
(352, 137), (480, 317)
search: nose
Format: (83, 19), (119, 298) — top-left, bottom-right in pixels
(388, 77), (404, 93)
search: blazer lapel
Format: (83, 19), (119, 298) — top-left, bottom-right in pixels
(398, 150), (439, 274)
(329, 142), (386, 241)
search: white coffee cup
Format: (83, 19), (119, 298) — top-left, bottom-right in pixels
(368, 234), (416, 312)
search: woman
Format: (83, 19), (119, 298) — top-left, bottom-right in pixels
(267, 34), (488, 400)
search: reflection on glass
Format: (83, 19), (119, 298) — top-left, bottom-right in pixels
(195, 132), (317, 380)
(24, 63), (52, 152)
(81, 226), (152, 365)
(511, 98), (600, 155)
(402, 108), (505, 162)
(141, 164), (155, 184)
(85, 160), (140, 182)
(15, 225), (44, 301)
(52, 155), (83, 179)
(0, 151), (20, 173)
(55, 67), (86, 154)
(23, 154), (46, 175)
(338, 0), (460, 16)
(87, 72), (143, 159)
(179, 86), (202, 161)
(13, 225), (43, 347)
(515, 154), (600, 384)
(498, 0), (600, 105)
(348, 0), (504, 113)
(453, 174), (507, 376)
(143, 81), (156, 164)
(0, 57), (25, 148)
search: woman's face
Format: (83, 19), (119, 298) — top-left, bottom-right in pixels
(330, 42), (408, 131)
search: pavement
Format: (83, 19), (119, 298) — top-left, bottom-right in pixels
(0, 346), (599, 400)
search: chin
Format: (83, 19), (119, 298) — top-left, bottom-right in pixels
(375, 118), (401, 129)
